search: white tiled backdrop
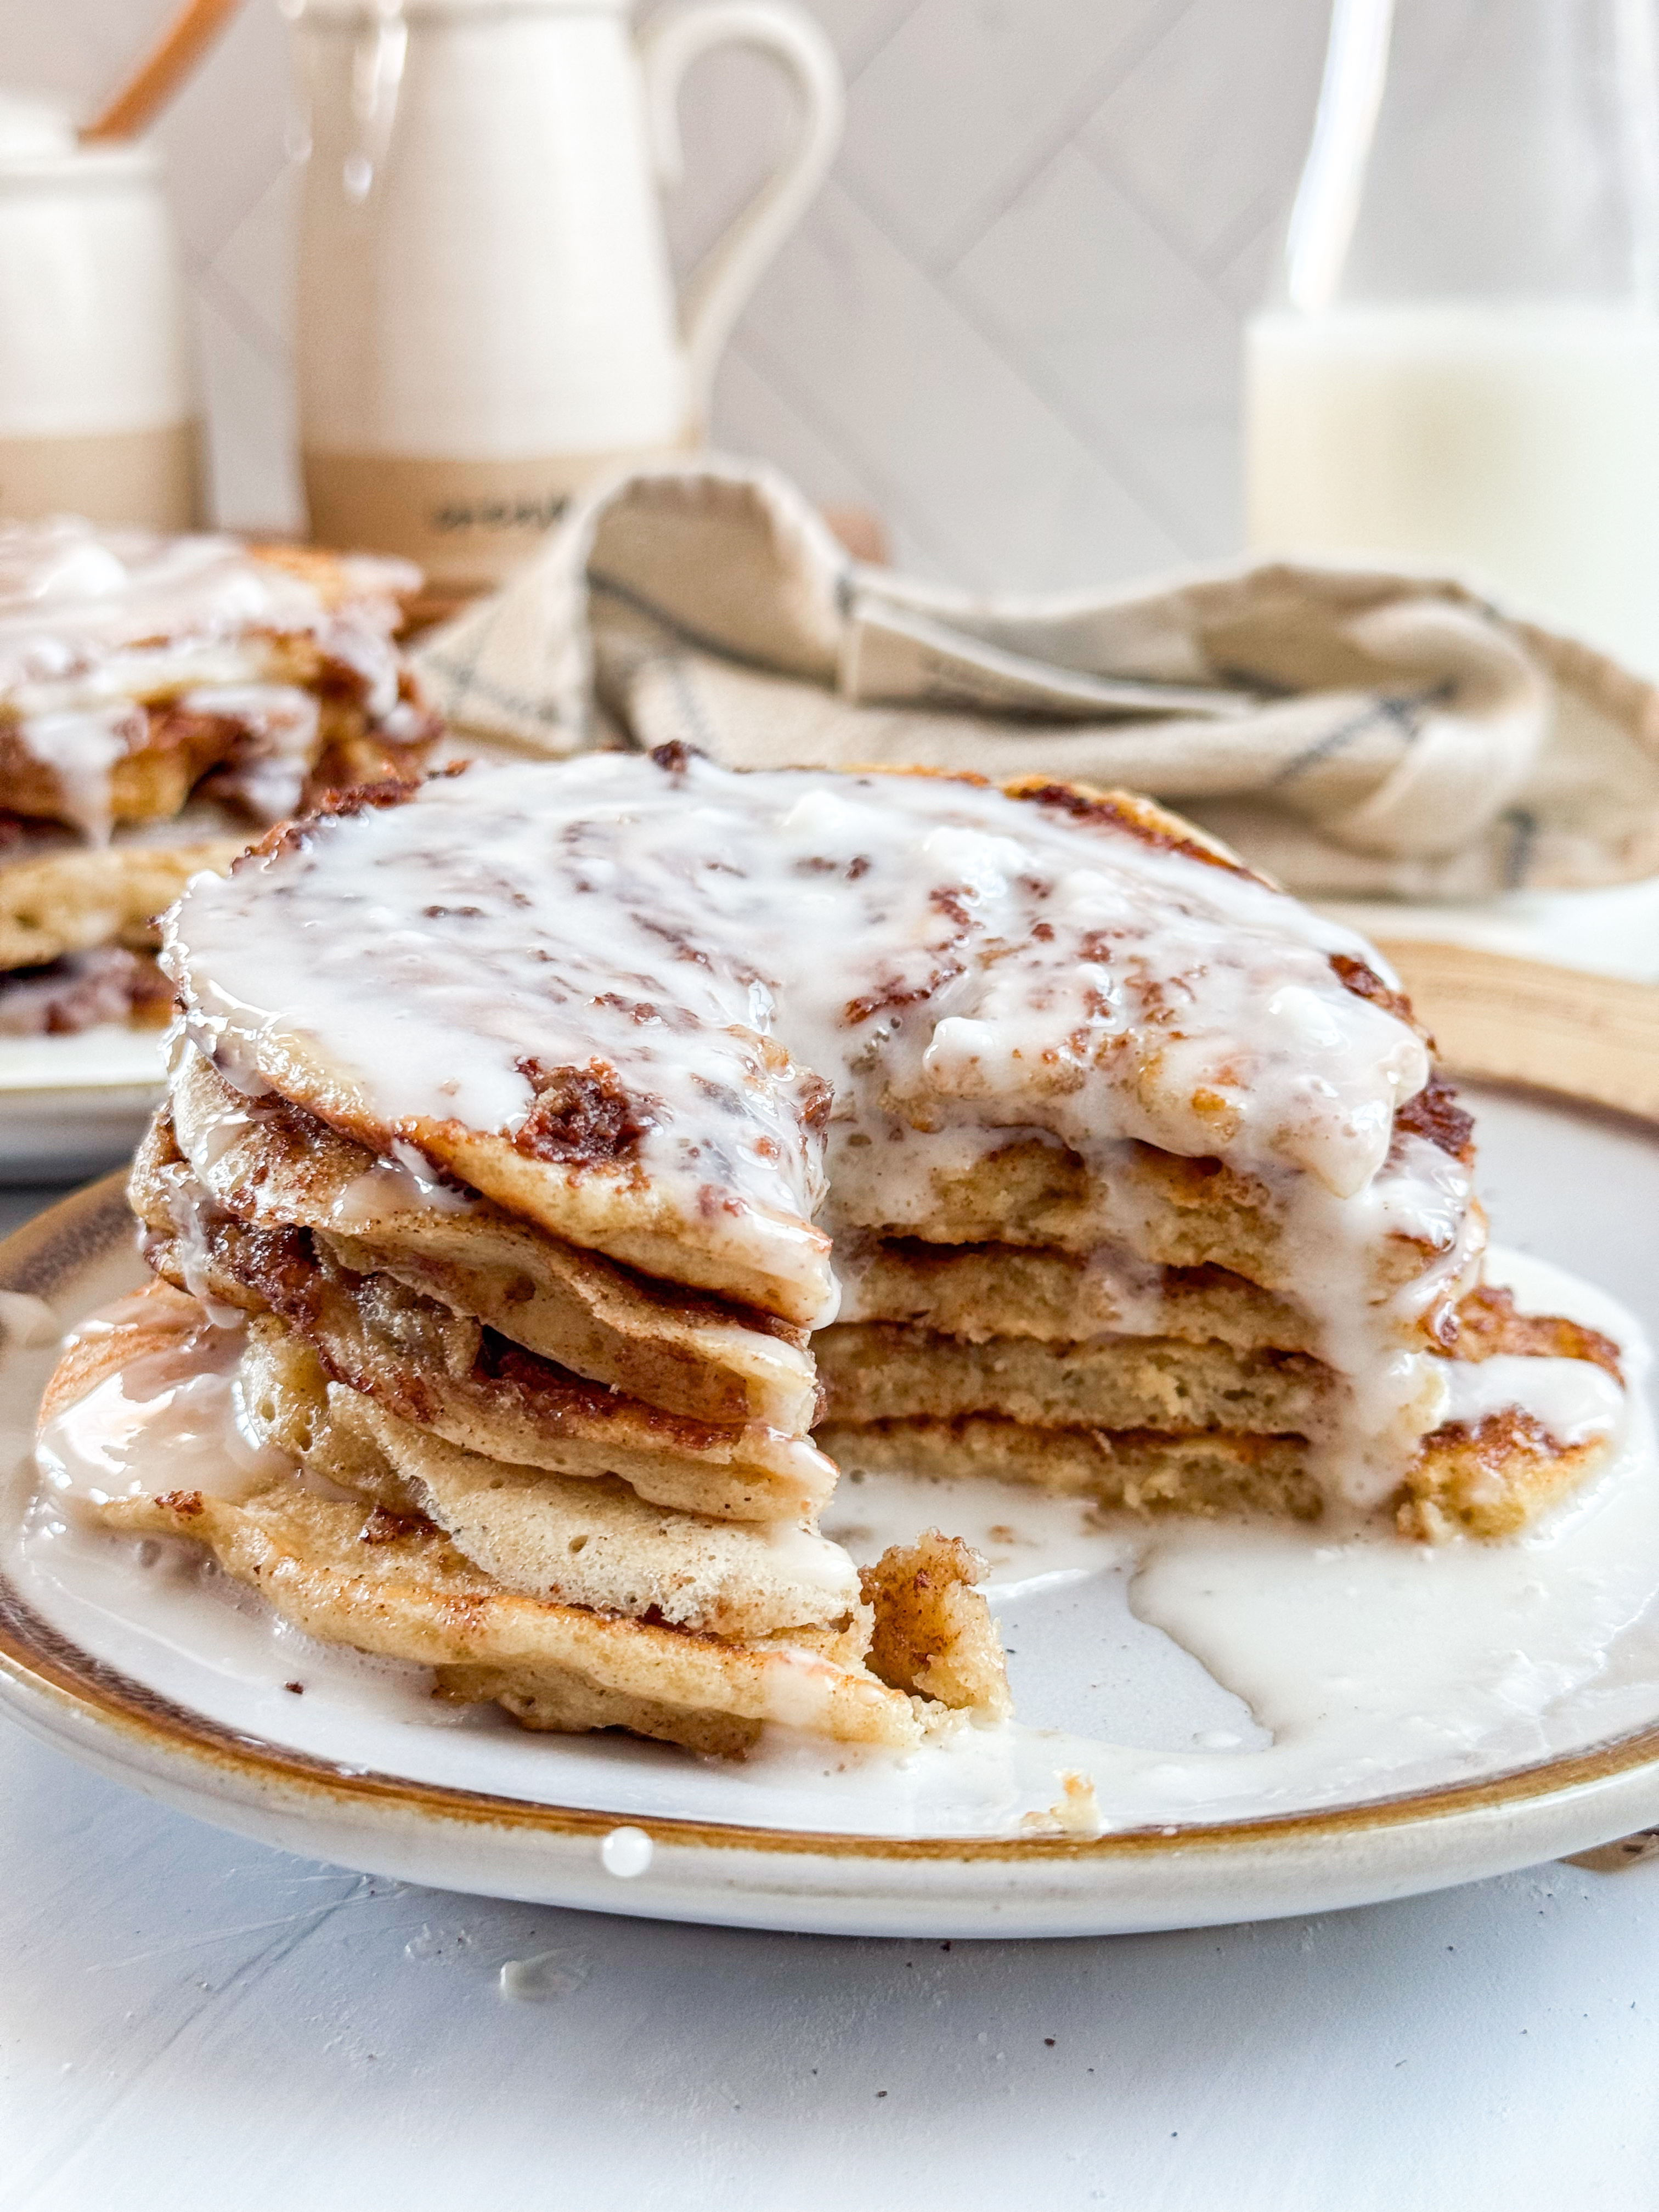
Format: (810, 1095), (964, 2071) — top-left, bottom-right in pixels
(8, 0), (1331, 589)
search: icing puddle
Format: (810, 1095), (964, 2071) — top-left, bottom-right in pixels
(10, 1247), (1659, 1843)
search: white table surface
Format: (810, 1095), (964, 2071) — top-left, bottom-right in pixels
(5, 1170), (1659, 2211)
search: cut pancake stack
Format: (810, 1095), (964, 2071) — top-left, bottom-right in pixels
(44, 748), (1629, 1757)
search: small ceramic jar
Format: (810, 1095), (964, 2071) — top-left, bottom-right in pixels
(0, 94), (200, 530)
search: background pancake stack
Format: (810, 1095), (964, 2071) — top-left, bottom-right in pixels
(0, 521), (437, 1037)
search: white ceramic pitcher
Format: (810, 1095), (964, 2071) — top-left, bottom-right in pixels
(290, 0), (842, 586)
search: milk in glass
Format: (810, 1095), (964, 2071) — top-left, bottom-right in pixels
(1246, 304), (1659, 670)
(1246, 0), (1659, 673)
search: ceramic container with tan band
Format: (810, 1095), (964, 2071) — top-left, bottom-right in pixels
(0, 96), (200, 532)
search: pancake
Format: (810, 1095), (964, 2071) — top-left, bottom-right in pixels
(833, 1235), (1319, 1352)
(0, 838), (248, 974)
(820, 1418), (1323, 1519)
(95, 1479), (910, 1755)
(816, 1323), (1330, 1432)
(39, 752), (1633, 1759)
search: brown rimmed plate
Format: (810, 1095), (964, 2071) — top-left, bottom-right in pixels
(4, 1030), (1659, 1937)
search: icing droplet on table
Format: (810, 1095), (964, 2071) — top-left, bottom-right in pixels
(499, 1948), (588, 2000)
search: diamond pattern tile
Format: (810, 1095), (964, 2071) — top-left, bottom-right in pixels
(744, 178), (1186, 588)
(954, 146), (1245, 554)
(841, 0), (1185, 270)
(1081, 0), (1329, 272)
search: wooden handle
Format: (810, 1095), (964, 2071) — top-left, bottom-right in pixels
(1377, 939), (1659, 1126)
(81, 0), (245, 143)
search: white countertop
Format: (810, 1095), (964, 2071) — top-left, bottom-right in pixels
(4, 1706), (1659, 2211)
(5, 1169), (1659, 2211)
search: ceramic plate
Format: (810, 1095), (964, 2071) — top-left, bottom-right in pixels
(4, 1082), (1659, 1940)
(0, 1026), (166, 1183)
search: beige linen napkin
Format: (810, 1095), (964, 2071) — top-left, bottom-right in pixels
(412, 455), (1659, 900)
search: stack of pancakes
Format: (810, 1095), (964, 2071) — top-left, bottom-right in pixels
(45, 749), (1626, 1757)
(1, 520), (437, 1034)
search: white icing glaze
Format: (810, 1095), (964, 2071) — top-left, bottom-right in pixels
(332, 1141), (479, 1226)
(1439, 1352), (1626, 1447)
(35, 1298), (290, 1508)
(0, 516), (417, 845)
(164, 751), (1491, 1504)
(16, 1254), (1657, 1837)
(144, 1152), (245, 1329)
(13, 701), (143, 840)
(186, 684), (320, 821)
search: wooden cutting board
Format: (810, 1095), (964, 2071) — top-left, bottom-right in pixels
(1378, 939), (1659, 1125)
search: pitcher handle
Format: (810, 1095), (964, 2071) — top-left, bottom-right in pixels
(639, 1), (844, 431)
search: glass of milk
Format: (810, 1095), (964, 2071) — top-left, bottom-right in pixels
(1245, 0), (1659, 674)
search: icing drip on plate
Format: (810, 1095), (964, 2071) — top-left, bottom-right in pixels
(35, 1292), (290, 1508)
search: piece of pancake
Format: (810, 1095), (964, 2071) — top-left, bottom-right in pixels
(859, 1532), (1012, 1721)
(1398, 1416), (1616, 1541)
